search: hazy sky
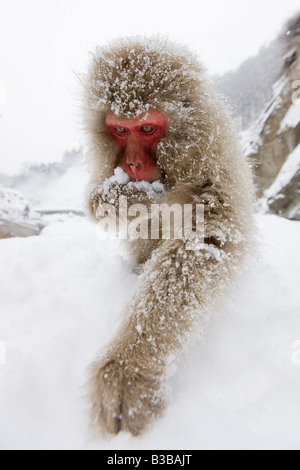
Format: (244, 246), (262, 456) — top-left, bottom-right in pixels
(0, 0), (299, 174)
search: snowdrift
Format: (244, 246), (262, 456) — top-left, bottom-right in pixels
(0, 214), (300, 450)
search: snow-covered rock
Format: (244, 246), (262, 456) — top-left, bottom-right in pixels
(263, 143), (300, 220)
(0, 186), (42, 239)
(245, 55), (300, 197)
(242, 15), (300, 220)
(0, 186), (33, 223)
(279, 102), (300, 132)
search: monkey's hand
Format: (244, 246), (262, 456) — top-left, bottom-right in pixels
(88, 351), (166, 436)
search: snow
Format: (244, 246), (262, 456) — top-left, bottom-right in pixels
(256, 75), (286, 134)
(108, 167), (131, 186)
(19, 166), (88, 212)
(279, 102), (300, 133)
(241, 75), (287, 157)
(93, 167), (166, 209)
(125, 180), (166, 200)
(0, 213), (300, 450)
(101, 167), (165, 200)
(0, 186), (42, 231)
(264, 143), (300, 200)
(240, 128), (262, 157)
(0, 186), (33, 223)
(136, 324), (143, 335)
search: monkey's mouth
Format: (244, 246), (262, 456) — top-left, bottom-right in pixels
(122, 164), (162, 183)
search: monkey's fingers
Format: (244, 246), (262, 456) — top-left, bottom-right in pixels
(88, 359), (123, 435)
(87, 357), (166, 436)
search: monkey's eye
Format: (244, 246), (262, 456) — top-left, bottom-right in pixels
(141, 126), (155, 134)
(115, 127), (127, 134)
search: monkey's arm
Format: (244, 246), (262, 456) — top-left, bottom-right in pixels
(88, 182), (248, 436)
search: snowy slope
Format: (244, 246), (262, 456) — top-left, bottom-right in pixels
(0, 186), (36, 223)
(0, 214), (300, 450)
(14, 165), (88, 212)
(241, 32), (300, 207)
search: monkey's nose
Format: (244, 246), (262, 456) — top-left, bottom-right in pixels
(129, 162), (141, 171)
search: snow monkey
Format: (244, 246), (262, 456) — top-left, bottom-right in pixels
(83, 38), (255, 436)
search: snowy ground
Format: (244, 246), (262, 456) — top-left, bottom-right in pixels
(0, 213), (300, 450)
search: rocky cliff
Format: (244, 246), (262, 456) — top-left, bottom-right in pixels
(243, 14), (300, 220)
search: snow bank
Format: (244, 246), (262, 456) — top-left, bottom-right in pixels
(0, 214), (300, 450)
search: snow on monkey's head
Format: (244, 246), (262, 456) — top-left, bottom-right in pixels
(84, 37), (242, 191)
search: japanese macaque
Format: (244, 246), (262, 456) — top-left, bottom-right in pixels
(105, 110), (167, 183)
(83, 38), (255, 436)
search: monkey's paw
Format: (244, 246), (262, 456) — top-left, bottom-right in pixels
(87, 356), (166, 436)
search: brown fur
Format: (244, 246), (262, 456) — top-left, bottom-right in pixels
(83, 37), (255, 436)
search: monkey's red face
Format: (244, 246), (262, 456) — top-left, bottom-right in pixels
(106, 110), (167, 182)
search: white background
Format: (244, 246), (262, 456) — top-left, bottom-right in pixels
(0, 0), (299, 173)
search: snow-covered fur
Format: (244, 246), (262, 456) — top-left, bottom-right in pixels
(83, 37), (255, 436)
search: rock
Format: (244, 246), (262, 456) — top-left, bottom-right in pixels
(243, 15), (300, 221)
(0, 218), (42, 239)
(264, 144), (300, 220)
(248, 44), (300, 197)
